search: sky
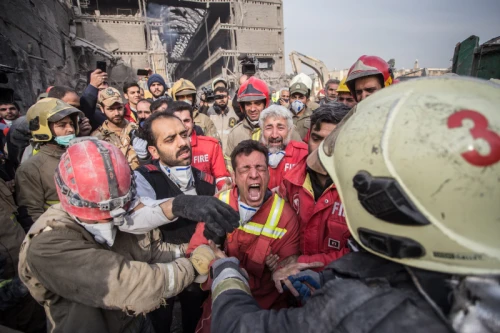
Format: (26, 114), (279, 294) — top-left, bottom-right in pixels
(283, 0), (500, 73)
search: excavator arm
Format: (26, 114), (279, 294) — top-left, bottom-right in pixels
(289, 51), (329, 88)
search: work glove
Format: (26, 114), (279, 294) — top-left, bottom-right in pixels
(0, 276), (29, 310)
(190, 245), (216, 283)
(132, 137), (149, 160)
(286, 270), (322, 304)
(171, 195), (239, 244)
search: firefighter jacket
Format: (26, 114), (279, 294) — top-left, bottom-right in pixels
(135, 161), (216, 244)
(18, 204), (195, 333)
(293, 107), (313, 141)
(210, 252), (452, 333)
(190, 131), (230, 190)
(224, 118), (303, 170)
(208, 106), (238, 150)
(91, 120), (140, 170)
(188, 188), (300, 309)
(193, 109), (219, 140)
(124, 103), (138, 123)
(15, 144), (64, 224)
(268, 140), (308, 190)
(279, 157), (350, 268)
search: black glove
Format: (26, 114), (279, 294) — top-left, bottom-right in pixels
(0, 276), (29, 310)
(172, 195), (239, 243)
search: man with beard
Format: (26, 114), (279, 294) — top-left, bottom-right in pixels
(136, 99), (152, 126)
(208, 86), (238, 150)
(319, 79), (340, 105)
(278, 104), (351, 270)
(134, 112), (218, 333)
(91, 87), (140, 170)
(0, 101), (20, 135)
(166, 101), (231, 190)
(147, 74), (168, 101)
(187, 140), (301, 333)
(259, 105), (308, 190)
(123, 82), (141, 123)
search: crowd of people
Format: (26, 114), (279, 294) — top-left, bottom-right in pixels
(0, 54), (498, 333)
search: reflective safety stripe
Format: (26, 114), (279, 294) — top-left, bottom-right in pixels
(251, 128), (261, 141)
(33, 148), (40, 155)
(44, 200), (60, 210)
(217, 191), (287, 239)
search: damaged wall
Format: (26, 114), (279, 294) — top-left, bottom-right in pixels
(0, 0), (78, 112)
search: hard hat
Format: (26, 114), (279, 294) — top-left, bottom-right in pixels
(308, 76), (500, 275)
(237, 77), (270, 107)
(171, 79), (197, 107)
(290, 73), (313, 91)
(346, 55), (393, 101)
(26, 98), (84, 143)
(336, 78), (351, 93)
(55, 138), (135, 223)
(212, 77), (227, 90)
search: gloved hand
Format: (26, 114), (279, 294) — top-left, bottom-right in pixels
(132, 137), (149, 159)
(171, 195), (239, 244)
(286, 270), (321, 304)
(190, 245), (216, 283)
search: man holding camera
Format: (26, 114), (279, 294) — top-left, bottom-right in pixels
(208, 86), (238, 150)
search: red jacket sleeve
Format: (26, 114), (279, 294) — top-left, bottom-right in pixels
(186, 222), (209, 256)
(211, 143), (230, 190)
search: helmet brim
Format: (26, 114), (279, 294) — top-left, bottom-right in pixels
(48, 107), (84, 122)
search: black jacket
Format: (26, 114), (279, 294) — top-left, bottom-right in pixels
(135, 160), (216, 244)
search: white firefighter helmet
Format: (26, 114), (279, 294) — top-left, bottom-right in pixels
(308, 76), (500, 275)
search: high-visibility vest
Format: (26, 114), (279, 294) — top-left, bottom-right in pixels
(218, 190), (287, 240)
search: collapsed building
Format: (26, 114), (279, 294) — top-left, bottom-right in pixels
(0, 0), (285, 110)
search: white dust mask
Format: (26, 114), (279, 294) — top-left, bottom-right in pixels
(268, 151), (285, 168)
(76, 219), (117, 247)
(238, 200), (259, 225)
(165, 165), (194, 192)
(291, 100), (305, 115)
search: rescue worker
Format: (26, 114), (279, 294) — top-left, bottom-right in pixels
(171, 78), (219, 139)
(123, 82), (141, 123)
(147, 73), (168, 101)
(47, 86), (92, 137)
(290, 82), (313, 140)
(279, 104), (351, 268)
(345, 55), (393, 102)
(259, 105), (308, 190)
(0, 178), (46, 333)
(166, 101), (231, 190)
(208, 76), (500, 333)
(91, 87), (140, 170)
(134, 112), (218, 333)
(336, 78), (357, 109)
(15, 98), (83, 225)
(320, 79), (340, 105)
(290, 73), (320, 112)
(18, 139), (237, 333)
(188, 139), (301, 333)
(208, 86), (238, 150)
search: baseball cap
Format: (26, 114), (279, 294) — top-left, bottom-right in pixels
(289, 82), (308, 96)
(98, 87), (123, 106)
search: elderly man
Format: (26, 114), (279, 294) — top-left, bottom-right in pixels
(259, 105), (308, 190)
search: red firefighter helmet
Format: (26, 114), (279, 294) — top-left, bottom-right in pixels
(55, 138), (135, 222)
(346, 55), (393, 100)
(237, 77), (270, 107)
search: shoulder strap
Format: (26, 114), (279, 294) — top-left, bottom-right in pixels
(199, 171), (215, 185)
(138, 164), (161, 173)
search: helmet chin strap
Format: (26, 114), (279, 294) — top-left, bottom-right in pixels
(246, 116), (259, 127)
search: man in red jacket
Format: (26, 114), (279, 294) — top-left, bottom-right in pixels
(166, 101), (231, 190)
(279, 103), (351, 268)
(259, 105), (308, 191)
(123, 82), (141, 123)
(187, 140), (300, 332)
